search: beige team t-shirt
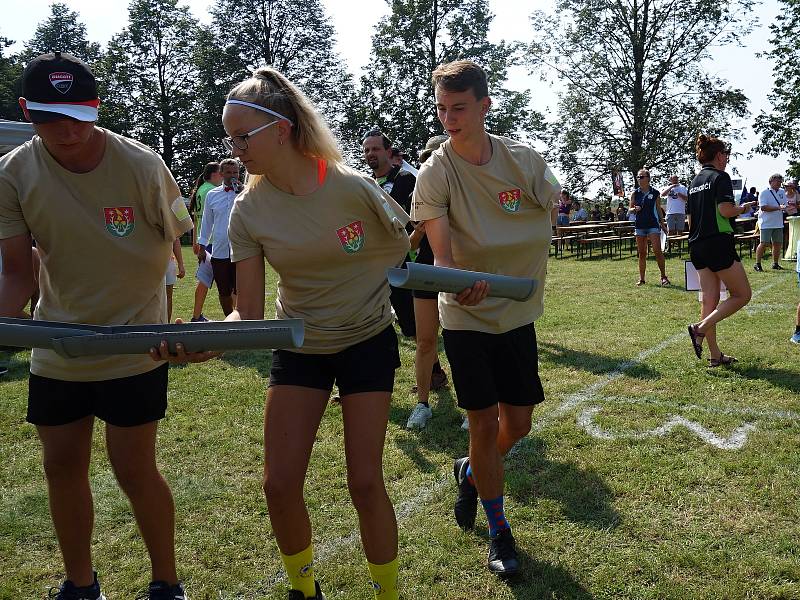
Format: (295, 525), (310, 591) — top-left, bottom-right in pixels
(228, 161), (410, 354)
(411, 134), (560, 334)
(0, 129), (193, 381)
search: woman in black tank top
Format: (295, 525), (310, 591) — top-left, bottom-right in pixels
(686, 134), (755, 367)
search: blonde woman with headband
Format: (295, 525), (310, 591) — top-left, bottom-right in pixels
(221, 68), (409, 600)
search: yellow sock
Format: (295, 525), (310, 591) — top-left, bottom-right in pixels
(367, 557), (399, 599)
(281, 545), (316, 598)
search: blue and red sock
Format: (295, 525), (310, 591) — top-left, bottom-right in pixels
(481, 495), (510, 537)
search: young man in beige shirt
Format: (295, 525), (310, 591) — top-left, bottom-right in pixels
(0, 53), (192, 600)
(412, 60), (560, 577)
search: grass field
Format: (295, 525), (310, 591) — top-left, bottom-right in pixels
(1, 247), (799, 600)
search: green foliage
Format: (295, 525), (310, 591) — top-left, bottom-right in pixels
(98, 0), (209, 190)
(20, 2), (101, 64)
(354, 0), (543, 161)
(753, 0), (800, 178)
(529, 0), (753, 194)
(207, 0), (357, 161)
(0, 37), (23, 121)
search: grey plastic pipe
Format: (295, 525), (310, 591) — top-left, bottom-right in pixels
(387, 262), (537, 301)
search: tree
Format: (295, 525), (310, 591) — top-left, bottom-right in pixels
(0, 37), (23, 120)
(99, 0), (207, 189)
(753, 0), (800, 178)
(528, 0), (752, 193)
(354, 0), (542, 162)
(20, 3), (101, 65)
(207, 0), (356, 159)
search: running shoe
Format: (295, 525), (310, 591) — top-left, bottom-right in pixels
(136, 581), (187, 600)
(487, 528), (520, 577)
(453, 456), (478, 530)
(190, 314), (209, 322)
(406, 403), (432, 429)
(287, 581), (326, 600)
(771, 263), (784, 270)
(49, 573), (106, 600)
(791, 332), (800, 344)
(753, 263), (763, 272)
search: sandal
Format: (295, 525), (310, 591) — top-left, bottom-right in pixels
(687, 324), (705, 359)
(636, 279), (646, 287)
(660, 276), (671, 287)
(708, 353), (737, 368)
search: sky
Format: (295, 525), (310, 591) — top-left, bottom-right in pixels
(2, 0), (789, 189)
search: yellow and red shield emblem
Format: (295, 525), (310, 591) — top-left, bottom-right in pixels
(498, 189), (521, 213)
(104, 207), (135, 238)
(336, 221), (365, 254)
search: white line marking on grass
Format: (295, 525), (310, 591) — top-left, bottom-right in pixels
(577, 405), (757, 450)
(745, 303), (796, 315)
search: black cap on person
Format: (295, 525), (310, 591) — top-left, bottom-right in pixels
(21, 51), (100, 123)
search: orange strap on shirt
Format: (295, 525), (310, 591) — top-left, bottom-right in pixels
(317, 159), (327, 186)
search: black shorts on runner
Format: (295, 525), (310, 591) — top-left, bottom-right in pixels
(27, 363), (169, 427)
(442, 322), (545, 411)
(211, 257), (237, 296)
(269, 325), (400, 396)
(413, 235), (437, 300)
(689, 235), (740, 272)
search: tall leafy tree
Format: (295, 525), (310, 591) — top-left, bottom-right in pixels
(528, 0), (752, 193)
(20, 3), (101, 64)
(99, 0), (206, 189)
(207, 0), (356, 158)
(753, 0), (800, 177)
(354, 0), (541, 162)
(0, 36), (23, 120)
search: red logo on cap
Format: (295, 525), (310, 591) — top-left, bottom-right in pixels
(49, 72), (73, 94)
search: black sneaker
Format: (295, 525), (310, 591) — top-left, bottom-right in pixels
(453, 456), (478, 530)
(487, 528), (520, 577)
(49, 572), (106, 600)
(754, 263), (763, 272)
(136, 581), (187, 600)
(772, 263), (784, 270)
(287, 581), (326, 600)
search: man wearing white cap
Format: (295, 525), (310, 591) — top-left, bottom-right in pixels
(0, 52), (192, 600)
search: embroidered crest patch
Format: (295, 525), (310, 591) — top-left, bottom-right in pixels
(336, 221), (365, 254)
(104, 207), (135, 238)
(498, 189), (522, 213)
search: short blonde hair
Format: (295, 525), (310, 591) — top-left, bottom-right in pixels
(227, 67), (342, 188)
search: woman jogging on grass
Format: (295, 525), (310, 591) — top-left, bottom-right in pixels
(218, 67), (409, 600)
(686, 134), (755, 367)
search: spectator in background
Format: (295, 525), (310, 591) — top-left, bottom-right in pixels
(754, 173), (786, 272)
(571, 201), (588, 221)
(187, 162), (222, 322)
(784, 179), (798, 216)
(557, 190), (571, 226)
(390, 147), (403, 168)
(603, 204), (615, 221)
(616, 201), (627, 221)
(630, 168), (669, 286)
(661, 175), (688, 235)
(590, 205), (602, 221)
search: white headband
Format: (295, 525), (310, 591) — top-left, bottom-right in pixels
(225, 99), (293, 126)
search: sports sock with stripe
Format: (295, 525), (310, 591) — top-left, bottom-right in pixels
(481, 495), (511, 537)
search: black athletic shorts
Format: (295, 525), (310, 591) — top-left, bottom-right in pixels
(27, 363), (169, 427)
(269, 325), (400, 396)
(442, 322), (545, 411)
(689, 235), (740, 273)
(211, 257), (237, 296)
(413, 235), (437, 300)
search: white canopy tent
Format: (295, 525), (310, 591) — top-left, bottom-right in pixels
(0, 120), (34, 155)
